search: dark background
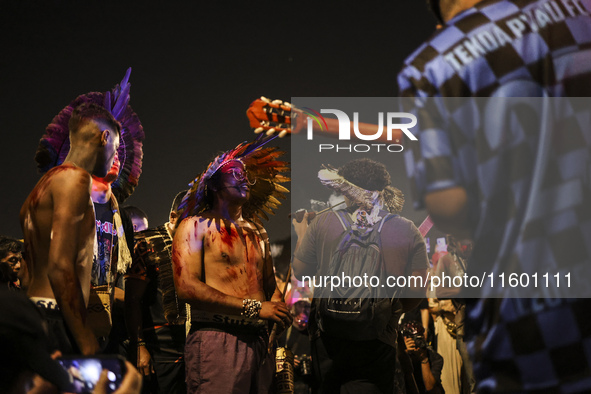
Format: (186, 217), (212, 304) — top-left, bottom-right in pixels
(0, 0), (436, 243)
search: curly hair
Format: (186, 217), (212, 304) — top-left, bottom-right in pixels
(338, 158), (391, 191)
(0, 236), (23, 261)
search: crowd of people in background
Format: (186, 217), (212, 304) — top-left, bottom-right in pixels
(0, 214), (474, 394)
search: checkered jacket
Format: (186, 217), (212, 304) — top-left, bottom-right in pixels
(398, 0), (591, 391)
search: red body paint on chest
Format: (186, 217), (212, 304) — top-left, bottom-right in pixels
(226, 267), (239, 279)
(220, 227), (239, 249)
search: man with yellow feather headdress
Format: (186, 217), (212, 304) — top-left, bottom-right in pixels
(172, 134), (292, 393)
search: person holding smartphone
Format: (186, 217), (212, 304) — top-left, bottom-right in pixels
(0, 288), (142, 394)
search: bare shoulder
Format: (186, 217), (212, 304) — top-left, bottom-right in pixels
(48, 164), (91, 191)
(172, 216), (216, 259)
(48, 163), (89, 177)
(22, 165), (90, 214)
(174, 215), (210, 238)
(244, 217), (267, 235)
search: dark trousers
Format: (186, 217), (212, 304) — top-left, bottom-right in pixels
(312, 333), (396, 394)
(42, 308), (80, 355)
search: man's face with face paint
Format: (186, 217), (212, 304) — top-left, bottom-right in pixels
(0, 251), (22, 274)
(104, 151), (120, 183)
(92, 150), (120, 189)
(217, 161), (252, 203)
(93, 120), (120, 179)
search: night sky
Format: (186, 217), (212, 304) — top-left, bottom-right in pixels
(0, 1), (437, 243)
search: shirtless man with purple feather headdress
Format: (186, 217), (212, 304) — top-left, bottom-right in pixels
(20, 103), (120, 355)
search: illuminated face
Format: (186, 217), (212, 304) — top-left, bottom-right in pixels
(106, 151), (121, 180)
(291, 301), (311, 331)
(217, 161), (253, 202)
(1, 252), (22, 274)
(104, 130), (120, 177)
(131, 215), (148, 232)
(94, 120), (121, 178)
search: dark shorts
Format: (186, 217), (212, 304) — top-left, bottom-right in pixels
(184, 327), (274, 394)
(32, 299), (79, 355)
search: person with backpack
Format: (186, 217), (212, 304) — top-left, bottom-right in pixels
(293, 158), (429, 393)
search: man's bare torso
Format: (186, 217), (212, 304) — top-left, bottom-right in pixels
(20, 165), (96, 303)
(184, 214), (267, 301)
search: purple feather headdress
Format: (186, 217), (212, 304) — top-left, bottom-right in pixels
(177, 133), (290, 223)
(35, 68), (145, 203)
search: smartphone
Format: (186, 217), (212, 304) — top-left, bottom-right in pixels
(57, 355), (126, 394)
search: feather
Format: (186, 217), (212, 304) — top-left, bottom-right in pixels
(177, 137), (289, 222)
(104, 91), (112, 114)
(317, 166), (404, 215)
(110, 68), (132, 120)
(36, 68), (144, 203)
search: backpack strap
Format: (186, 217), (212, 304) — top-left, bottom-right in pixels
(377, 215), (389, 233)
(333, 210), (349, 232)
(376, 213), (400, 305)
(377, 213), (398, 233)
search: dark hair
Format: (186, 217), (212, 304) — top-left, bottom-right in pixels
(203, 162), (234, 209)
(338, 158), (391, 191)
(0, 237), (23, 261)
(69, 103), (121, 137)
(171, 190), (188, 213)
(122, 205), (148, 222)
(201, 159), (246, 210)
(199, 175), (219, 211)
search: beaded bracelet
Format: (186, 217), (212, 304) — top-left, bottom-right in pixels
(242, 299), (262, 319)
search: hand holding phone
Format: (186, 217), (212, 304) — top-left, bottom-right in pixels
(94, 361), (142, 394)
(58, 355), (135, 394)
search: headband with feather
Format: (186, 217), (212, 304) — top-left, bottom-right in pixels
(35, 68), (145, 203)
(318, 165), (404, 227)
(177, 134), (289, 222)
